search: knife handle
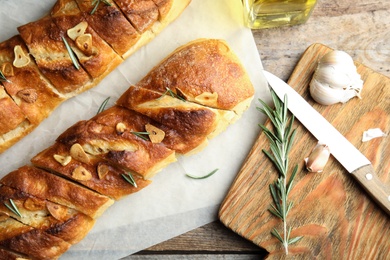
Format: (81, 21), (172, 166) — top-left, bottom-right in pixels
(351, 164), (390, 216)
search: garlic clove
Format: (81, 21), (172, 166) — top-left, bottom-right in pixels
(305, 143), (330, 173)
(309, 79), (361, 105)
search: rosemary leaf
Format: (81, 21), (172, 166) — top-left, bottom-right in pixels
(271, 228), (283, 243)
(62, 36), (80, 70)
(289, 236), (303, 244)
(90, 0), (112, 15)
(157, 87), (186, 102)
(131, 131), (150, 141)
(0, 70), (11, 83)
(186, 168), (218, 179)
(4, 199), (22, 218)
(97, 97), (110, 114)
(122, 172), (137, 188)
(258, 89), (302, 255)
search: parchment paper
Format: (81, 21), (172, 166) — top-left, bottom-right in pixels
(0, 0), (270, 258)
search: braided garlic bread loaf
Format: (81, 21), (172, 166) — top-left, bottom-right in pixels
(0, 38), (254, 258)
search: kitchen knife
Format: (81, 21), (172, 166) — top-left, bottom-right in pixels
(263, 70), (390, 216)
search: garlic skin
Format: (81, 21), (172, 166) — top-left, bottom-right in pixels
(305, 143), (330, 173)
(309, 50), (364, 105)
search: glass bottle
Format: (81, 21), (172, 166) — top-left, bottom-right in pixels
(243, 0), (318, 29)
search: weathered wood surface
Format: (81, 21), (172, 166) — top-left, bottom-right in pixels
(219, 43), (390, 258)
(131, 0), (390, 258)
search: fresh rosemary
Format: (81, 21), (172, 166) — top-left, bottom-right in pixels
(62, 36), (80, 70)
(3, 199), (22, 218)
(0, 70), (11, 83)
(157, 87), (186, 102)
(186, 168), (219, 179)
(122, 172), (137, 188)
(257, 90), (302, 255)
(90, 0), (112, 15)
(130, 131), (150, 141)
(97, 97), (110, 114)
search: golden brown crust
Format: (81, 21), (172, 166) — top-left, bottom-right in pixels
(0, 35), (64, 125)
(75, 0), (141, 57)
(114, 0), (159, 33)
(117, 85), (235, 143)
(0, 166), (114, 219)
(136, 39), (254, 114)
(0, 215), (33, 242)
(18, 16), (92, 95)
(0, 247), (32, 260)
(0, 86), (27, 136)
(0, 185), (95, 245)
(51, 0), (123, 81)
(55, 105), (177, 179)
(32, 141), (152, 200)
(0, 229), (71, 260)
(152, 0), (173, 20)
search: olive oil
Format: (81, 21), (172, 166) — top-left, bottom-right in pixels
(243, 0), (317, 29)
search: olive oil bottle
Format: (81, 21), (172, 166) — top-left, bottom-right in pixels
(243, 0), (317, 29)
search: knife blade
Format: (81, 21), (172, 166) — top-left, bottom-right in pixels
(263, 70), (390, 216)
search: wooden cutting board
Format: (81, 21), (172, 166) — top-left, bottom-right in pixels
(219, 43), (390, 259)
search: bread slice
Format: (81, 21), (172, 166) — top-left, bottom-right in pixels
(114, 0), (159, 33)
(117, 85), (235, 141)
(0, 185), (95, 244)
(18, 16), (93, 96)
(51, 0), (123, 83)
(31, 141), (152, 200)
(0, 215), (70, 259)
(0, 166), (114, 219)
(0, 247), (32, 260)
(0, 228), (71, 260)
(55, 105), (177, 179)
(136, 39), (254, 119)
(0, 35), (65, 125)
(75, 0), (141, 57)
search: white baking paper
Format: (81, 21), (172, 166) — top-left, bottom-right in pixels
(0, 0), (270, 258)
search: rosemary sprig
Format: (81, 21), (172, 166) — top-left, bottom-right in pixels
(121, 172), (137, 187)
(157, 87), (186, 102)
(97, 97), (110, 114)
(186, 168), (218, 179)
(3, 199), (22, 218)
(90, 0), (112, 15)
(257, 90), (302, 255)
(130, 131), (150, 141)
(62, 36), (80, 70)
(0, 70), (11, 83)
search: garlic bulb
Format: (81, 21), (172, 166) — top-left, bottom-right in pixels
(309, 50), (364, 105)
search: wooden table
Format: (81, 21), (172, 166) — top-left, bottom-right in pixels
(126, 0), (390, 258)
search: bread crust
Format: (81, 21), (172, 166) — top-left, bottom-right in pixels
(0, 229), (71, 260)
(0, 185), (95, 245)
(0, 166), (114, 219)
(51, 0), (123, 82)
(56, 105), (177, 179)
(117, 85), (235, 141)
(136, 39), (255, 115)
(32, 141), (152, 200)
(18, 16), (92, 95)
(0, 35), (64, 125)
(75, 0), (141, 57)
(114, 0), (159, 33)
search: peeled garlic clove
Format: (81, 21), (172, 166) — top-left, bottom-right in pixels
(305, 143), (330, 173)
(67, 21), (88, 41)
(310, 50), (364, 105)
(13, 45), (30, 68)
